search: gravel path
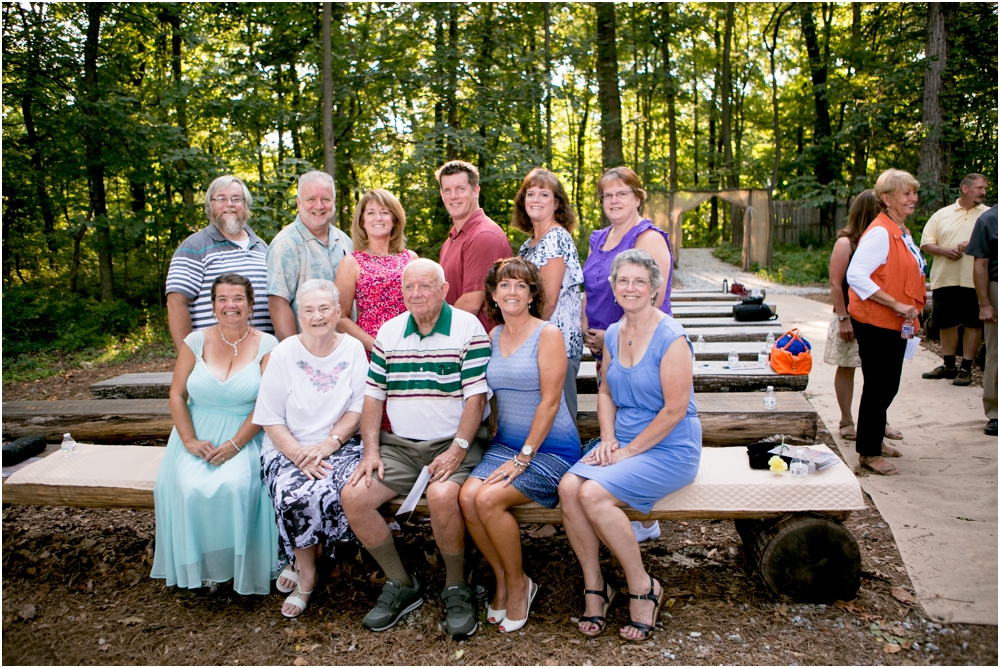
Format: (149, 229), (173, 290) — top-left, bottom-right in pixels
(674, 247), (828, 295)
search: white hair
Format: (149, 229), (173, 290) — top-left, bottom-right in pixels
(297, 170), (335, 199)
(296, 278), (340, 306)
(204, 175), (253, 220)
(403, 258), (446, 285)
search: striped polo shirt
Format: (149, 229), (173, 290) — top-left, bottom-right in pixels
(165, 224), (273, 333)
(367, 303), (490, 441)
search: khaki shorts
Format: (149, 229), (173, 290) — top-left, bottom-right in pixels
(378, 425), (488, 496)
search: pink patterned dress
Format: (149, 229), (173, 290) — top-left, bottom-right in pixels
(353, 250), (413, 432)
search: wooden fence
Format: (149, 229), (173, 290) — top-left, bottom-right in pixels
(771, 199), (849, 246)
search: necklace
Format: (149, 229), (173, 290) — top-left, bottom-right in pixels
(219, 323), (250, 357)
(627, 312), (657, 346)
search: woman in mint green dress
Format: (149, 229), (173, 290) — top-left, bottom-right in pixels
(152, 274), (280, 595)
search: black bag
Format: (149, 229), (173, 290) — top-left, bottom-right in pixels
(733, 296), (777, 322)
(3, 435), (47, 467)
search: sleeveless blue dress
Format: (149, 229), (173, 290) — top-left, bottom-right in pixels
(470, 323), (581, 507)
(566, 316), (701, 513)
(151, 331), (280, 594)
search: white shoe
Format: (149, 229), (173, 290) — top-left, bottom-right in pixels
(631, 521), (661, 543)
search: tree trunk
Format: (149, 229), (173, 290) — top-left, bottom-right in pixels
(83, 2), (113, 301)
(798, 2), (835, 240)
(159, 7), (193, 207)
(446, 4), (459, 161)
(574, 71), (592, 228)
(659, 3), (678, 192)
(322, 2), (336, 183)
(595, 3), (624, 169)
(849, 3), (867, 191)
(693, 63), (699, 189)
(544, 2), (552, 168)
(720, 3), (736, 189)
(710, 12), (720, 235)
(766, 5), (791, 189)
(918, 2), (948, 212)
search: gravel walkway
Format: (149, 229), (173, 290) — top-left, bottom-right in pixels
(674, 247), (828, 295)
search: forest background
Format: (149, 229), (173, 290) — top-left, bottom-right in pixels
(2, 2), (997, 375)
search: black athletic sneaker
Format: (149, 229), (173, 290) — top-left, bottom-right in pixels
(362, 575), (424, 631)
(922, 365), (958, 379)
(441, 583), (478, 639)
(953, 369), (973, 386)
(985, 419), (998, 436)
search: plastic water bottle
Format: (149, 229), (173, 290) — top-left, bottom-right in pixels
(728, 349), (740, 369)
(763, 386), (777, 411)
(694, 334), (706, 352)
(901, 317), (915, 339)
(765, 331), (776, 346)
(61, 433), (78, 458)
(790, 448), (809, 479)
(757, 345), (769, 368)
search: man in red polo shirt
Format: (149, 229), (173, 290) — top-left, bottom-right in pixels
(436, 160), (513, 332)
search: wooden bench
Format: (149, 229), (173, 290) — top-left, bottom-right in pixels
(670, 303), (774, 319)
(2, 442), (863, 603)
(669, 291), (742, 303)
(4, 392), (818, 445)
(575, 360), (808, 395)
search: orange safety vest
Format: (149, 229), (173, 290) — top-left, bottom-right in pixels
(848, 212), (927, 331)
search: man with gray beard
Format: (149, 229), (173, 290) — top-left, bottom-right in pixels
(166, 175), (273, 350)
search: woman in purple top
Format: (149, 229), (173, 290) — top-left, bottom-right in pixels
(582, 167), (673, 362)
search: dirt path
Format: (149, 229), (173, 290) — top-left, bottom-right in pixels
(674, 248), (828, 295)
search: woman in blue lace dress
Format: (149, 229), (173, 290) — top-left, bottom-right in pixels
(152, 274), (279, 596)
(459, 258), (581, 633)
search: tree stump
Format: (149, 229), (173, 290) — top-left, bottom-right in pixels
(735, 513), (860, 603)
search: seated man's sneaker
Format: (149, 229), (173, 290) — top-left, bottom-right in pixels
(631, 520), (661, 543)
(441, 583), (477, 639)
(362, 575), (424, 631)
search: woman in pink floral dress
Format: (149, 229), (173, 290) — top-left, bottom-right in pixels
(335, 189), (417, 431)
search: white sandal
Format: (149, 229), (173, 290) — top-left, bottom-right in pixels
(282, 585), (314, 619)
(276, 564), (299, 594)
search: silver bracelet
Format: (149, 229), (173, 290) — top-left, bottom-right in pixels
(511, 456), (528, 470)
(228, 438), (241, 452)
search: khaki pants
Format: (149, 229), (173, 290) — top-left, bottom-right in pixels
(984, 281), (998, 420)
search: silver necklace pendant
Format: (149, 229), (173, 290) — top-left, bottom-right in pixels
(219, 324), (250, 357)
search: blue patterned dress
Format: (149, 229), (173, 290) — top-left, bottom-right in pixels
(567, 316), (701, 513)
(470, 323), (581, 507)
(152, 331), (280, 595)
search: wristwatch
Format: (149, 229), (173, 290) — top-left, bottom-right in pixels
(520, 445), (535, 457)
(838, 315), (850, 322)
(453, 437), (470, 450)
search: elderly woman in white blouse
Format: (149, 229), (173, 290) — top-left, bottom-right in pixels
(845, 169), (927, 476)
(254, 279), (369, 618)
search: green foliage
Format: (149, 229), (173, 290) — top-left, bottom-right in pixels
(1, 286), (144, 357)
(713, 242), (832, 286)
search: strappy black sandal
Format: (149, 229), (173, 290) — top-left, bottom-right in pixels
(619, 576), (663, 643)
(577, 581), (616, 638)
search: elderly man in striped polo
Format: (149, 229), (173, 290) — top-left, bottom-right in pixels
(342, 258), (491, 640)
(165, 175), (272, 350)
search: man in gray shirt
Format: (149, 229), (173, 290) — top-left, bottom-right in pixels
(965, 205), (998, 435)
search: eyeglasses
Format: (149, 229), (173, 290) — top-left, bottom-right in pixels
(600, 190), (634, 202)
(211, 196), (245, 204)
(615, 277), (650, 289)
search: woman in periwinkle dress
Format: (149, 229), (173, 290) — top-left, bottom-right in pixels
(459, 258), (581, 633)
(152, 274), (279, 595)
(559, 249), (701, 642)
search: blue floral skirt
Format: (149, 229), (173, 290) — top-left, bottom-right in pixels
(469, 444), (572, 508)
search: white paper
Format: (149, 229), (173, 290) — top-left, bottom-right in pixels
(396, 465), (431, 516)
(904, 336), (920, 361)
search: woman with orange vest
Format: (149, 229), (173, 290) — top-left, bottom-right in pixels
(846, 169), (927, 476)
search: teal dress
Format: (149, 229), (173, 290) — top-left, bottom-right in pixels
(151, 330), (279, 595)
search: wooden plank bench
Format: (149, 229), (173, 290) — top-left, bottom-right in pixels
(4, 392), (818, 445)
(670, 291), (742, 303)
(575, 360), (808, 395)
(2, 442), (863, 602)
(576, 391), (817, 443)
(681, 327), (783, 343)
(670, 303), (774, 319)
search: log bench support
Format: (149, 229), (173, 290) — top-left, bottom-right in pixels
(736, 514), (861, 603)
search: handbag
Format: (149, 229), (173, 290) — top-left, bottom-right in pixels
(770, 328), (812, 375)
(733, 291), (777, 322)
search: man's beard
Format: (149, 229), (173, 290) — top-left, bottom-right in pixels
(212, 213), (246, 236)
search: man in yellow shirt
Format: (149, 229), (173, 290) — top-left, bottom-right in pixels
(919, 173), (989, 386)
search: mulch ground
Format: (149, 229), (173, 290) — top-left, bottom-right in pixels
(3, 347), (997, 665)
